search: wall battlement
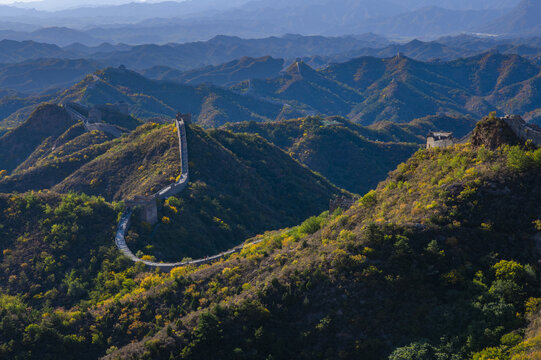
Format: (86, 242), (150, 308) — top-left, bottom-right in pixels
(502, 115), (541, 147)
(426, 131), (455, 149)
(114, 113), (195, 270)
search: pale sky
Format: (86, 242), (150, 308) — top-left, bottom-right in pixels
(0, 0), (169, 9)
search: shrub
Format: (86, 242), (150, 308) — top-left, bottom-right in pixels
(506, 146), (532, 171)
(299, 216), (322, 235)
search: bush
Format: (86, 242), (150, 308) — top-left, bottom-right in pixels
(299, 216), (322, 235)
(506, 146), (532, 171)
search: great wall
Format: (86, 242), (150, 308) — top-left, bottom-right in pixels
(502, 115), (541, 146)
(64, 102), (129, 138)
(63, 104), (261, 270)
(65, 104), (541, 271)
(113, 113), (263, 271)
(427, 114), (541, 149)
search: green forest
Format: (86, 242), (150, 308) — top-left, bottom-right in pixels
(1, 116), (540, 359)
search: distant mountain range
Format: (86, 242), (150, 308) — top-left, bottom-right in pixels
(0, 0), (536, 44)
(481, 0), (541, 36)
(1, 51), (539, 133)
(0, 34), (390, 71)
(229, 52), (541, 125)
(0, 34), (541, 80)
(140, 56), (285, 87)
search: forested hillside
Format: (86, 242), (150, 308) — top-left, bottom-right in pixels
(0, 107), (345, 263)
(225, 116), (420, 194)
(1, 117), (539, 359)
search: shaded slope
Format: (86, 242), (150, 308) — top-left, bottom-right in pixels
(0, 104), (75, 173)
(225, 116), (419, 194)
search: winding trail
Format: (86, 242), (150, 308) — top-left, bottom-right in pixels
(114, 115), (261, 271)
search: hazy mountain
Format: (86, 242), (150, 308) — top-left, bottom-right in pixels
(389, 0), (520, 10)
(0, 27), (102, 47)
(0, 34), (388, 69)
(348, 6), (509, 37)
(141, 56), (285, 86)
(62, 42), (132, 55)
(0, 0), (534, 42)
(0, 58), (101, 94)
(56, 66), (298, 127)
(0, 39), (68, 63)
(480, 0), (541, 35)
(87, 34), (390, 70)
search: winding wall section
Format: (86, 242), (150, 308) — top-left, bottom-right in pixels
(114, 115), (259, 271)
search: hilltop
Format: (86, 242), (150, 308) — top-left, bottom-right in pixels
(0, 58), (101, 94)
(1, 115), (539, 359)
(0, 104), (76, 173)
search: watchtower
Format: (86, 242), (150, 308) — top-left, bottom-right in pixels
(427, 131), (455, 149)
(126, 196), (158, 224)
(177, 112), (191, 124)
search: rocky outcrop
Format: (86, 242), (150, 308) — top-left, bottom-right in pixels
(471, 116), (522, 150)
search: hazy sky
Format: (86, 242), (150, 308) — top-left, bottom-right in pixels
(0, 0), (168, 9)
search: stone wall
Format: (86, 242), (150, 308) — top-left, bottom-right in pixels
(125, 113), (190, 225)
(502, 115), (541, 147)
(427, 137), (455, 149)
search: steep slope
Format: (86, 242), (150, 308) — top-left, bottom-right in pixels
(0, 104), (76, 173)
(53, 122), (343, 260)
(225, 116), (420, 194)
